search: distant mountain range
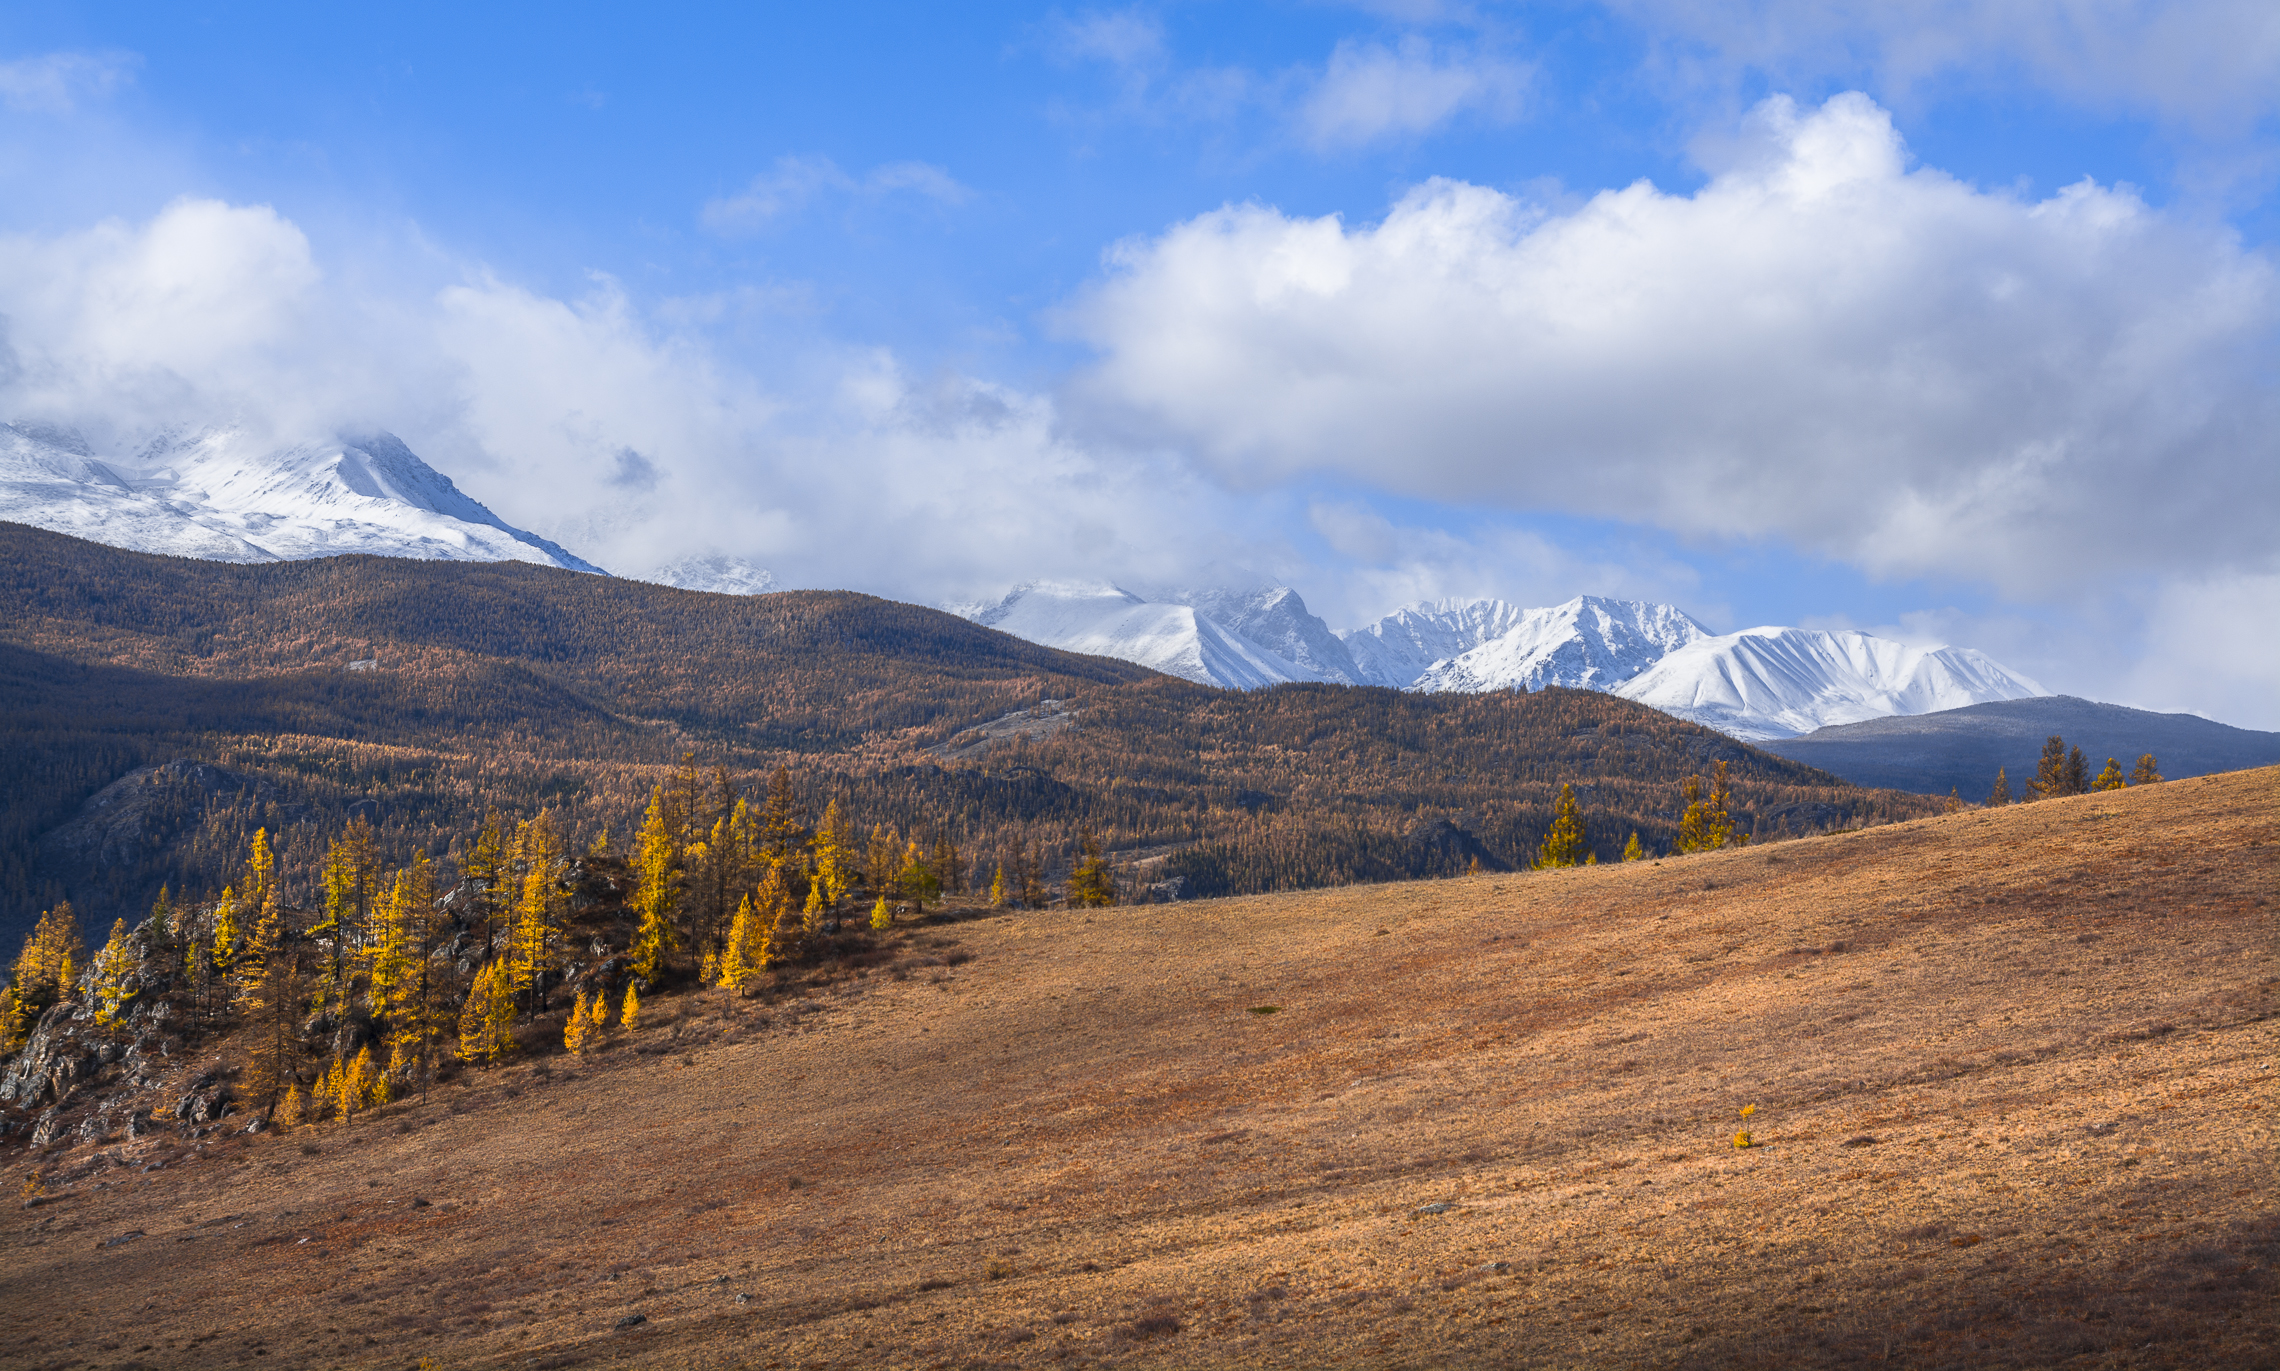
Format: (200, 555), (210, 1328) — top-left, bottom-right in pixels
(961, 583), (2045, 740)
(0, 419), (2072, 742)
(1759, 697), (2280, 797)
(0, 422), (600, 573)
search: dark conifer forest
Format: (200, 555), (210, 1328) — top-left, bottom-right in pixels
(0, 522), (1940, 943)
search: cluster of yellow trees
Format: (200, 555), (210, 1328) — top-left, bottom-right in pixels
(1532, 762), (1743, 869)
(4, 755), (1131, 1116)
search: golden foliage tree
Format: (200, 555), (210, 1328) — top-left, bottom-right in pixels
(89, 918), (135, 1027)
(564, 991), (596, 1054)
(1622, 831), (1644, 862)
(456, 960), (516, 1066)
(630, 787), (681, 981)
(2131, 753), (2162, 786)
(2, 903), (84, 1050)
(1066, 827), (1116, 906)
(1535, 785), (1587, 868)
(2094, 757), (2126, 791)
(897, 839), (942, 909)
(1986, 767), (2013, 807)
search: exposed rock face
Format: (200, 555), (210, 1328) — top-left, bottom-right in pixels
(39, 759), (279, 872)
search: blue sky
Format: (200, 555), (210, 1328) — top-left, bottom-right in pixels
(2, 3), (2276, 723)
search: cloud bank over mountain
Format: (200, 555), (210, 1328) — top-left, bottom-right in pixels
(1065, 93), (2278, 599)
(0, 86), (2272, 727)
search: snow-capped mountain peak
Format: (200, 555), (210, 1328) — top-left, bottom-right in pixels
(1, 422), (601, 572)
(1407, 596), (1712, 693)
(1612, 626), (2046, 740)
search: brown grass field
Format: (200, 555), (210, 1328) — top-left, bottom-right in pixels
(6, 769), (2275, 1370)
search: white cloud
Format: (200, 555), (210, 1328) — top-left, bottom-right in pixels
(1065, 93), (2280, 600)
(0, 50), (138, 114)
(1304, 498), (1707, 628)
(1301, 36), (1528, 147)
(2116, 571), (2280, 729)
(0, 196), (1255, 604)
(700, 156), (971, 236)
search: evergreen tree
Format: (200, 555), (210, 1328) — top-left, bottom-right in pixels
(2031, 735), (2069, 799)
(2131, 753), (2162, 786)
(2063, 745), (2090, 796)
(1986, 767), (2013, 807)
(630, 787), (681, 981)
(2094, 757), (2126, 791)
(1622, 832), (1644, 862)
(1066, 828), (1117, 906)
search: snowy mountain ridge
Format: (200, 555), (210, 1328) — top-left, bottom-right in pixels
(962, 580), (2046, 740)
(969, 582), (1321, 691)
(0, 423), (601, 573)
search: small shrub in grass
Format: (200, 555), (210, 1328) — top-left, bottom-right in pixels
(1121, 1314), (1182, 1340)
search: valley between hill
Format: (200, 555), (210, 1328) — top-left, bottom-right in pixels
(6, 770), (2274, 1370)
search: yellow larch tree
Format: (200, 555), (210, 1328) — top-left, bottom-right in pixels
(630, 787), (682, 981)
(1535, 785), (1587, 868)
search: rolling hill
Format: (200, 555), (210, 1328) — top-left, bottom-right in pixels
(3, 767), (2270, 1369)
(0, 521), (1946, 945)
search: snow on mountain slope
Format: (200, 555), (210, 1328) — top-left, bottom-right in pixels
(1410, 596), (1712, 693)
(1339, 598), (1538, 687)
(1156, 585), (1366, 685)
(644, 555), (778, 595)
(0, 423), (602, 572)
(973, 582), (1319, 688)
(1613, 627), (2047, 741)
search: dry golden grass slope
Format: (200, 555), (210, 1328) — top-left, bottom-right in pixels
(7, 770), (2277, 1371)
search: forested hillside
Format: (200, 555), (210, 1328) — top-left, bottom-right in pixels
(0, 523), (1938, 942)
